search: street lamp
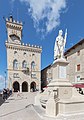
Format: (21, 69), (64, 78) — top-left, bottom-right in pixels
(4, 71), (6, 88)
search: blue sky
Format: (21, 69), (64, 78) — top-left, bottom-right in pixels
(0, 0), (84, 89)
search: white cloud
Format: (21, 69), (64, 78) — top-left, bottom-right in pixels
(13, 0), (67, 34)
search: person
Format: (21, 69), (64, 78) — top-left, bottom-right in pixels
(17, 90), (20, 97)
(3, 89), (7, 100)
(54, 29), (67, 60)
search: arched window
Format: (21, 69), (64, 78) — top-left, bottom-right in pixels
(23, 52), (26, 55)
(13, 59), (18, 69)
(22, 60), (27, 68)
(31, 61), (35, 70)
(14, 51), (17, 54)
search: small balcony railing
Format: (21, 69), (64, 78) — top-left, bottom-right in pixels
(22, 67), (30, 75)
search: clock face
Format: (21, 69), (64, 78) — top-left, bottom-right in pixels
(10, 34), (20, 41)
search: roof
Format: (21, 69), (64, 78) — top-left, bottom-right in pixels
(64, 39), (84, 55)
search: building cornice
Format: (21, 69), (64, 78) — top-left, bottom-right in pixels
(5, 42), (42, 53)
(6, 18), (23, 30)
(64, 39), (84, 55)
(6, 22), (22, 30)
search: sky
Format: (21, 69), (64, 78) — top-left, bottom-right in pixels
(0, 0), (84, 89)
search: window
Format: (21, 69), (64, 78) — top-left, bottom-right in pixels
(13, 73), (19, 78)
(48, 69), (52, 74)
(14, 51), (17, 54)
(10, 34), (20, 41)
(31, 61), (35, 70)
(31, 73), (36, 78)
(22, 60), (27, 68)
(77, 76), (80, 81)
(23, 52), (26, 56)
(13, 59), (18, 69)
(32, 54), (35, 56)
(77, 51), (80, 56)
(77, 64), (80, 71)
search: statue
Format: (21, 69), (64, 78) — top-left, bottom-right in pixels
(54, 29), (67, 60)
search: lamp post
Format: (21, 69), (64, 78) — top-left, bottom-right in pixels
(9, 77), (12, 90)
(4, 71), (6, 88)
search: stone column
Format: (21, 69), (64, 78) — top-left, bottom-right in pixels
(20, 84), (22, 93)
(28, 84), (30, 92)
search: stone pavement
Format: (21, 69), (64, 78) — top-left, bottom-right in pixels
(0, 92), (84, 120)
(0, 92), (43, 120)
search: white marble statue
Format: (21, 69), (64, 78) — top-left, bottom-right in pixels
(54, 29), (67, 60)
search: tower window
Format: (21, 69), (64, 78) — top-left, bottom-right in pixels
(10, 34), (20, 41)
(14, 51), (17, 54)
(23, 52), (26, 55)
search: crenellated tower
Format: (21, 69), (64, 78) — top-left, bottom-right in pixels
(6, 15), (23, 44)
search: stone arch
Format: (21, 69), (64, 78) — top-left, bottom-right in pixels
(30, 81), (36, 92)
(13, 81), (20, 92)
(22, 81), (28, 92)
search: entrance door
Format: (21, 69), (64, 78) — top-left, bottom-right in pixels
(13, 81), (20, 92)
(30, 82), (36, 92)
(22, 81), (28, 92)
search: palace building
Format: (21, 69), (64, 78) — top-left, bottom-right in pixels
(5, 16), (42, 92)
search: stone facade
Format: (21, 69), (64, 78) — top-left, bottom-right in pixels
(65, 39), (84, 84)
(5, 16), (42, 92)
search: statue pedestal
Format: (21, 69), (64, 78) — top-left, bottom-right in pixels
(46, 97), (58, 116)
(40, 58), (84, 117)
(48, 58), (72, 99)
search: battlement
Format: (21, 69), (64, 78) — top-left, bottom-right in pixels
(6, 15), (23, 30)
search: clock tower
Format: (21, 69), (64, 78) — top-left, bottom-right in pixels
(5, 16), (42, 93)
(6, 15), (23, 44)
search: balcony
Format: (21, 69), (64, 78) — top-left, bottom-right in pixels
(22, 67), (30, 75)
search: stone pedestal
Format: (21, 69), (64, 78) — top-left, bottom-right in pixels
(40, 58), (84, 117)
(46, 97), (58, 116)
(46, 90), (59, 116)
